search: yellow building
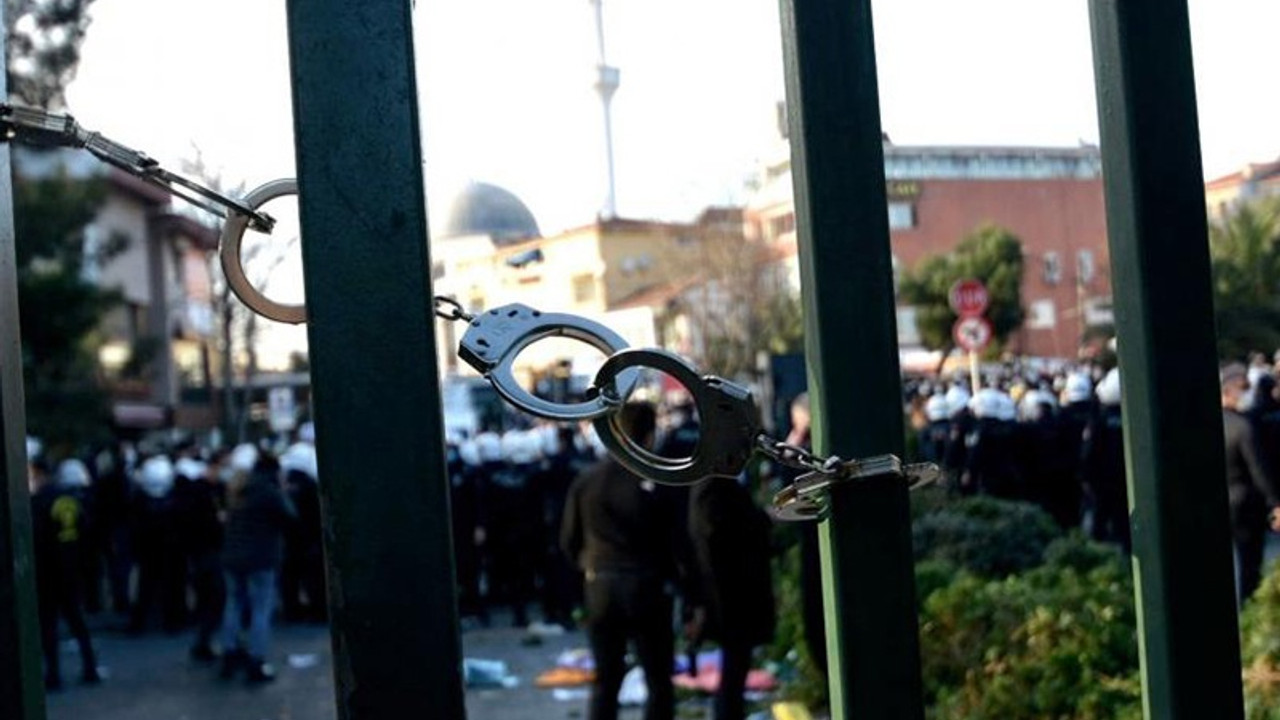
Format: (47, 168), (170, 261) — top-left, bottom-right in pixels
(431, 183), (743, 386)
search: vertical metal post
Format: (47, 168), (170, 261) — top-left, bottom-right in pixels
(0, 4), (46, 716)
(1089, 1), (1244, 718)
(779, 0), (924, 718)
(284, 2), (465, 718)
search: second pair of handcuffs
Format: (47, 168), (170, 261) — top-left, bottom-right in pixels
(217, 178), (939, 521)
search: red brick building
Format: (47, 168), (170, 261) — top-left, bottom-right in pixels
(746, 141), (1112, 359)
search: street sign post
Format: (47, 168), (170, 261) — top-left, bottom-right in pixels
(949, 279), (989, 318)
(952, 316), (993, 353)
(952, 309), (992, 395)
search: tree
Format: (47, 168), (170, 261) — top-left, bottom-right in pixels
(1208, 198), (1280, 359)
(898, 224), (1026, 356)
(182, 152), (300, 444)
(15, 168), (124, 451)
(6, 0), (97, 109)
(684, 225), (804, 380)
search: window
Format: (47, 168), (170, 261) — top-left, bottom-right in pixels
(1043, 252), (1062, 285)
(1028, 299), (1056, 329)
(887, 202), (915, 230)
(572, 274), (597, 303)
(1084, 297), (1114, 326)
(1077, 250), (1096, 285)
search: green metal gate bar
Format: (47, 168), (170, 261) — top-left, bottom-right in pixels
(1089, 1), (1245, 718)
(0, 3), (46, 717)
(284, 1), (465, 717)
(779, 0), (925, 718)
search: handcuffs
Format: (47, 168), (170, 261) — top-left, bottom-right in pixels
(214, 178), (939, 521)
(0, 103), (938, 519)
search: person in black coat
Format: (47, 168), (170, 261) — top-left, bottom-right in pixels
(1221, 363), (1280, 603)
(219, 453), (296, 683)
(31, 456), (102, 690)
(687, 475), (776, 720)
(173, 456), (226, 660)
(129, 455), (187, 634)
(561, 402), (683, 720)
(1080, 369), (1130, 553)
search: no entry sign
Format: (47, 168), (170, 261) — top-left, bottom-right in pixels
(953, 316), (993, 353)
(949, 279), (989, 318)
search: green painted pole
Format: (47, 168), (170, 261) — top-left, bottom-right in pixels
(0, 2), (47, 715)
(284, 2), (465, 718)
(1089, 1), (1244, 718)
(779, 0), (924, 718)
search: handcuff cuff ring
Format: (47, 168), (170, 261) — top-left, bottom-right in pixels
(590, 348), (759, 486)
(219, 178), (306, 325)
(458, 303), (639, 422)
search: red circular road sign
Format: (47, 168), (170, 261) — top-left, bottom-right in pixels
(949, 279), (989, 318)
(953, 316), (993, 353)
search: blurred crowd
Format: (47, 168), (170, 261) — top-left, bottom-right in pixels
(906, 350), (1280, 604)
(905, 363), (1132, 548)
(25, 425), (321, 689)
(24, 349), (1280, 720)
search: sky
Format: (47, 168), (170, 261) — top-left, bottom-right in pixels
(63, 0), (1280, 367)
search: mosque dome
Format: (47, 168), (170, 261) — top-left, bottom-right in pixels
(441, 182), (540, 244)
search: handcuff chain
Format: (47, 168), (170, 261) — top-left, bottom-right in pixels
(433, 296), (475, 323)
(754, 434), (843, 476)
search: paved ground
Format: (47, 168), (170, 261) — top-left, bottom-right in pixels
(43, 616), (717, 720)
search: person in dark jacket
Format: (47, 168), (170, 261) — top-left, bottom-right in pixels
(687, 474), (776, 720)
(1221, 363), (1280, 603)
(32, 455), (102, 690)
(1080, 369), (1130, 553)
(561, 402), (682, 720)
(279, 436), (324, 623)
(538, 425), (592, 628)
(128, 455), (187, 634)
(174, 455), (226, 661)
(219, 452), (296, 683)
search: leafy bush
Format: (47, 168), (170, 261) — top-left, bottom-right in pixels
(768, 543), (829, 710)
(913, 496), (1061, 577)
(918, 538), (1141, 720)
(1242, 563), (1280, 719)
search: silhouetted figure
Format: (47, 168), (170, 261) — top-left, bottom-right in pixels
(1080, 369), (1130, 553)
(32, 457), (101, 689)
(129, 456), (187, 634)
(174, 456), (226, 660)
(562, 403), (681, 720)
(687, 475), (776, 720)
(1221, 363), (1280, 603)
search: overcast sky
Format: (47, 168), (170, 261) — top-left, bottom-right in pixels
(63, 0), (1280, 366)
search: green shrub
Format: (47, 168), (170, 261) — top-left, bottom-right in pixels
(769, 543), (829, 711)
(918, 538), (1140, 720)
(910, 484), (953, 521)
(1242, 562), (1280, 719)
(913, 496), (1062, 577)
(915, 558), (960, 608)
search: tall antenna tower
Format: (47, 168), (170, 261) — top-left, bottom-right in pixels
(589, 0), (620, 219)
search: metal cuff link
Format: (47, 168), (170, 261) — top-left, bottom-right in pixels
(590, 348), (760, 486)
(219, 178), (306, 325)
(458, 303), (639, 422)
